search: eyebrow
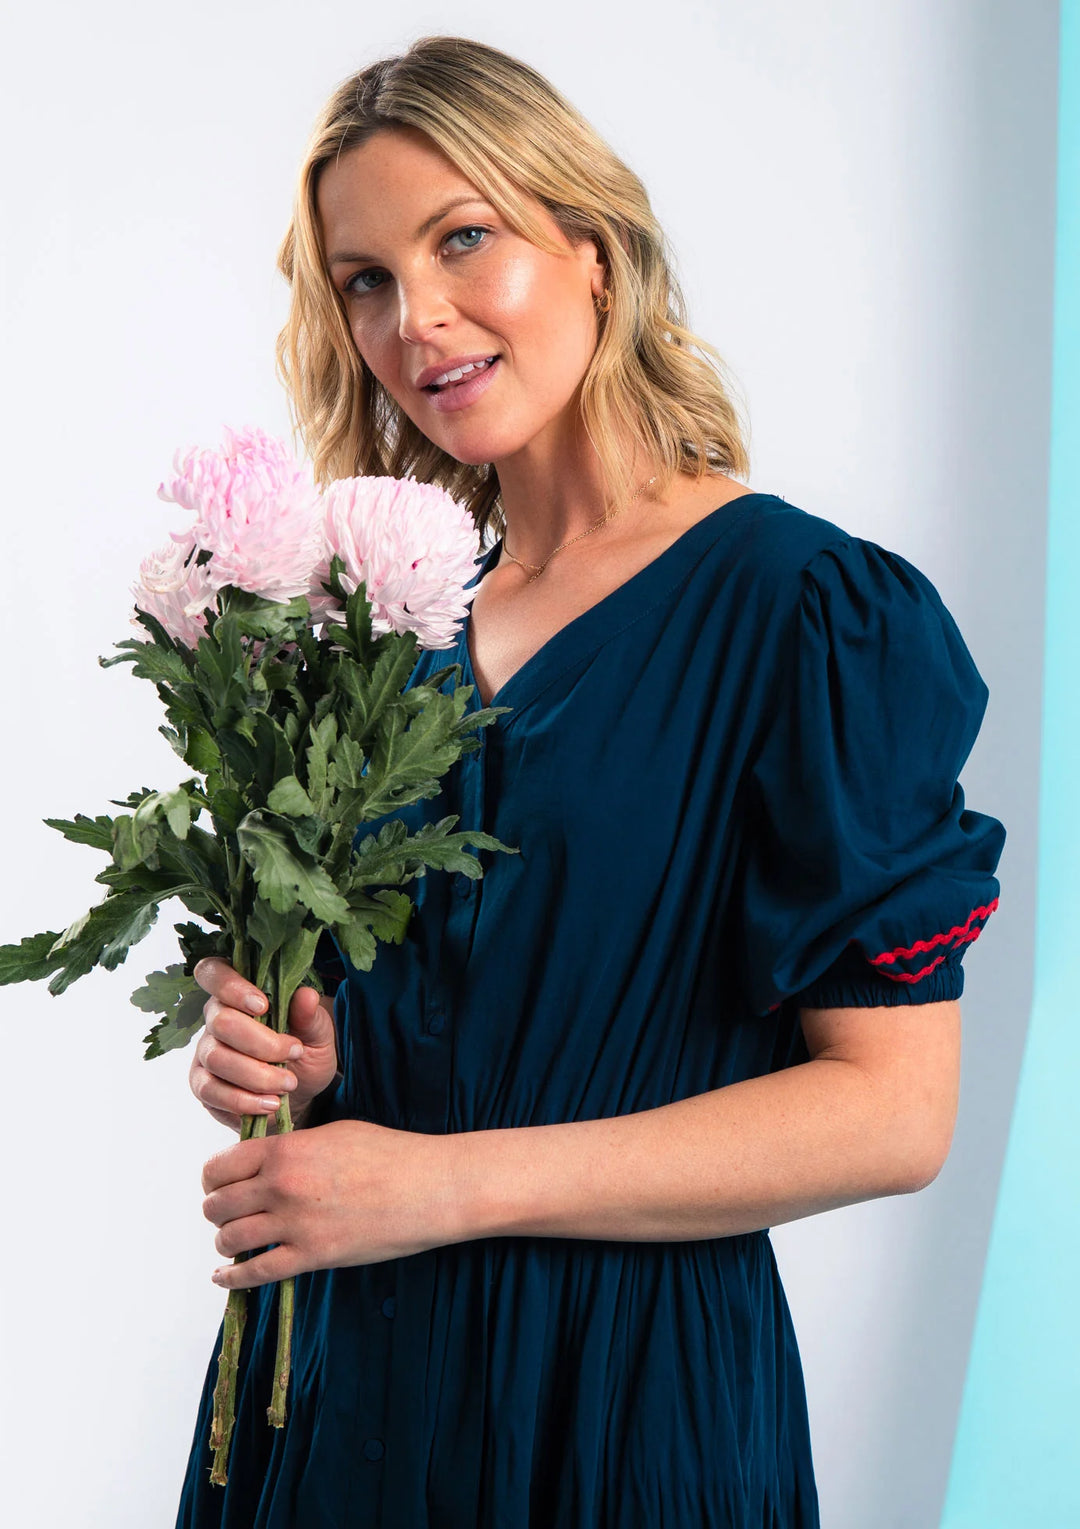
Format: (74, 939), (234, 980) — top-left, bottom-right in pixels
(327, 196), (492, 266)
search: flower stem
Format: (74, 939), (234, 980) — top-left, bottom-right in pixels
(207, 931), (261, 1487)
(267, 951), (295, 1427)
(208, 1286), (247, 1485)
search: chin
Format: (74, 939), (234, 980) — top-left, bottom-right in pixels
(427, 427), (529, 468)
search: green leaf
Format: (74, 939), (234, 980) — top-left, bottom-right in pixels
(360, 694), (464, 818)
(131, 965), (207, 1059)
(195, 613), (245, 704)
(354, 637), (425, 735)
(130, 606), (189, 653)
(217, 725), (260, 781)
(236, 810), (349, 923)
(110, 787), (159, 808)
(111, 786), (195, 871)
(184, 727), (222, 776)
(99, 636), (193, 684)
(175, 921), (228, 975)
(322, 553), (349, 603)
(0, 929), (67, 985)
(46, 890), (163, 994)
(290, 814), (326, 857)
(112, 814), (155, 872)
(93, 866), (205, 898)
(246, 897), (306, 992)
(159, 724), (186, 759)
(333, 915), (376, 971)
(228, 590), (310, 640)
(162, 789), (192, 840)
(305, 715), (337, 817)
(333, 890), (414, 973)
(345, 580), (375, 658)
(409, 661), (462, 697)
(264, 657), (304, 697)
(101, 901), (159, 968)
(346, 815), (519, 891)
(267, 775), (315, 817)
(43, 813), (115, 852)
(276, 924), (323, 1010)
(328, 734), (366, 791)
(252, 712), (296, 801)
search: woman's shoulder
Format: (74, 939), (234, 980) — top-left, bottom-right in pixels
(722, 491), (856, 580)
(719, 491), (951, 606)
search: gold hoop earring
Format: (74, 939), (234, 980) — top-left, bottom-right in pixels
(594, 286), (612, 315)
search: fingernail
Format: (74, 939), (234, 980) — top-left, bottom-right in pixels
(246, 994), (267, 1014)
(260, 1096), (281, 1111)
(288, 1043), (303, 1059)
(211, 1269), (228, 1284)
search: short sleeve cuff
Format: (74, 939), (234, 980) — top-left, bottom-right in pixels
(792, 941), (966, 1010)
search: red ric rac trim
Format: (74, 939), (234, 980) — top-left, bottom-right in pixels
(868, 898), (999, 984)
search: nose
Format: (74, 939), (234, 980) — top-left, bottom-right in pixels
(397, 276), (454, 345)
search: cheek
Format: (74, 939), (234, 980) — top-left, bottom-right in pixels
(350, 308), (400, 381)
(485, 252), (548, 320)
(485, 255), (595, 370)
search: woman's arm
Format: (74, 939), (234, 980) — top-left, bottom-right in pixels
(451, 1000), (961, 1242)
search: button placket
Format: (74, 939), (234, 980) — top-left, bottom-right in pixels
(451, 739), (488, 910)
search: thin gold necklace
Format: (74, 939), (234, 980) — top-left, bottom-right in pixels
(500, 475), (659, 583)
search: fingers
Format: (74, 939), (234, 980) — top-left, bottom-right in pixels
(187, 965), (329, 1128)
(196, 1036), (297, 1111)
(202, 1137), (264, 1195)
(211, 1210), (281, 1262)
(190, 1002), (303, 1122)
(211, 1240), (304, 1290)
(202, 1173), (264, 1229)
(193, 956), (268, 1017)
(203, 1000), (302, 1066)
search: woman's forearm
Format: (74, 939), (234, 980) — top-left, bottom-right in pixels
(451, 1058), (941, 1244)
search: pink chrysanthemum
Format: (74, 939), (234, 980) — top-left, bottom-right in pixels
(158, 424), (325, 604)
(131, 531), (217, 648)
(310, 475), (482, 650)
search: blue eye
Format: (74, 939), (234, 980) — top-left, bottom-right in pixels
(343, 225), (489, 295)
(346, 269), (386, 294)
(448, 225), (486, 250)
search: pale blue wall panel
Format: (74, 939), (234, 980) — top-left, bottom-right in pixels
(943, 5), (1080, 1523)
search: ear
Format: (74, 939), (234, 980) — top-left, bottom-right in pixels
(581, 241), (608, 300)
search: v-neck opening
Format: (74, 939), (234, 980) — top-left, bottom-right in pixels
(459, 492), (774, 718)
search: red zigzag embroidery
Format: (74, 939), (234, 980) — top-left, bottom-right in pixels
(868, 899), (999, 984)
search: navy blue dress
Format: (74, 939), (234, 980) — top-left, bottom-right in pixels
(176, 491), (1006, 1527)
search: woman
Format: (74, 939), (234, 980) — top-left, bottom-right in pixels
(177, 35), (1006, 1528)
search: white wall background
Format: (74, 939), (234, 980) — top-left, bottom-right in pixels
(0, 2), (1055, 1525)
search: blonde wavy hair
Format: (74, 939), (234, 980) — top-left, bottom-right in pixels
(275, 35), (751, 546)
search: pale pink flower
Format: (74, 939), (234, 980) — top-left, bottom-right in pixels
(131, 532), (217, 648)
(310, 475), (481, 650)
(158, 424), (325, 604)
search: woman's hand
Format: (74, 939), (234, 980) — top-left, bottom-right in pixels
(201, 1119), (472, 1288)
(188, 956), (340, 1133)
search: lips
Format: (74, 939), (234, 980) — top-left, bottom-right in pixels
(422, 355), (502, 414)
(422, 356), (499, 392)
(415, 353), (500, 391)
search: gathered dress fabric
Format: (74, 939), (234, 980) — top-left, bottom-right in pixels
(176, 491), (1006, 1528)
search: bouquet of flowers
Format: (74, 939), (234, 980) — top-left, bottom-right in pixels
(0, 424), (517, 1484)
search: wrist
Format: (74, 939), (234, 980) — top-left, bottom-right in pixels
(446, 1127), (513, 1242)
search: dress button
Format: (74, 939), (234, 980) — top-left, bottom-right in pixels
(453, 872), (474, 898)
(363, 1438), (385, 1461)
(426, 1011), (445, 1035)
(381, 1296), (396, 1319)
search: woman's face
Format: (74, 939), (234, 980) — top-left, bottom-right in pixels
(316, 126), (607, 467)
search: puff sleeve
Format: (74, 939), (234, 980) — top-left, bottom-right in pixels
(736, 535), (1006, 1016)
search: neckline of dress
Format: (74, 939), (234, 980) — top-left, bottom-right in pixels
(459, 491), (775, 719)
